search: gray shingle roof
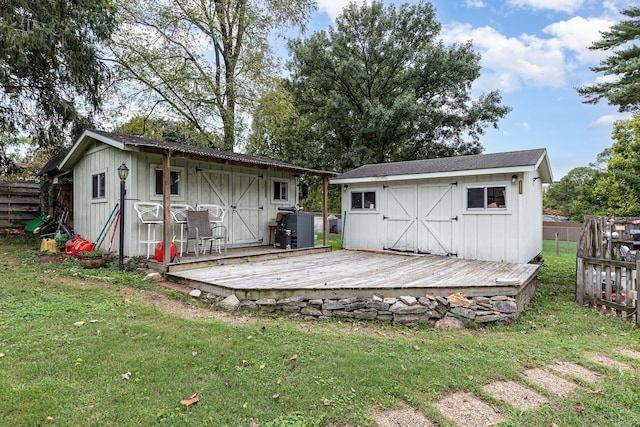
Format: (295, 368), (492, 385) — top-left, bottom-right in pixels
(333, 149), (549, 181)
(88, 130), (335, 177)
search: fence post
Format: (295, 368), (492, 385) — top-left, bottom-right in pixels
(555, 232), (559, 255)
(576, 248), (584, 305)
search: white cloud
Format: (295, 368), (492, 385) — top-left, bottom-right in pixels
(543, 16), (613, 65)
(589, 113), (632, 128)
(516, 121), (530, 131)
(465, 0), (486, 8)
(315, 0), (361, 21)
(507, 0), (586, 13)
(442, 23), (566, 92)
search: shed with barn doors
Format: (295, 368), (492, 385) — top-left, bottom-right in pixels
(331, 149), (553, 263)
(57, 130), (334, 258)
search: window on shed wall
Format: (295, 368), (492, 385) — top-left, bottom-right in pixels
(273, 180), (288, 202)
(351, 191), (376, 210)
(467, 186), (506, 209)
(91, 172), (106, 199)
(154, 169), (181, 196)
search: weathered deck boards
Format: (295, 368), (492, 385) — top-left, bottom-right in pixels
(167, 249), (540, 300)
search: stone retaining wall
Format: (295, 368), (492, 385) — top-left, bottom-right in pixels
(206, 291), (522, 328)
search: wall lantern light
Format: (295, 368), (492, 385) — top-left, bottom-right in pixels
(511, 174), (518, 184)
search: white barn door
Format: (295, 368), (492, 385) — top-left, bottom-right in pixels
(417, 184), (456, 256)
(384, 185), (418, 252)
(230, 173), (263, 245)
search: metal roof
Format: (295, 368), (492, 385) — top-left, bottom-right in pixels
(332, 148), (552, 183)
(60, 130), (335, 177)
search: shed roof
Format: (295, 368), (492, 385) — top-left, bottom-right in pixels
(331, 148), (552, 184)
(59, 130), (336, 177)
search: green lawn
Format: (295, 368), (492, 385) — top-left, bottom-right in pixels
(0, 237), (638, 426)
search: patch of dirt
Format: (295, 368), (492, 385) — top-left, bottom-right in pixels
(615, 348), (640, 360)
(589, 355), (633, 371)
(38, 252), (69, 263)
(548, 361), (601, 384)
(520, 368), (578, 396)
(433, 391), (504, 427)
(483, 380), (549, 410)
(372, 407), (436, 427)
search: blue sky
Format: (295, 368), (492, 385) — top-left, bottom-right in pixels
(299, 0), (636, 180)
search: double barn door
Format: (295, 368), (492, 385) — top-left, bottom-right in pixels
(198, 169), (264, 245)
(383, 183), (457, 256)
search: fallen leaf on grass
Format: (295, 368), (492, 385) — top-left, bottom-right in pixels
(323, 399), (331, 406)
(74, 321), (85, 327)
(192, 352), (198, 357)
(413, 345), (420, 351)
(260, 363), (266, 369)
(122, 371), (131, 380)
(546, 421), (558, 427)
(552, 321), (560, 327)
(587, 389), (604, 395)
(290, 354), (298, 361)
(272, 393), (279, 399)
(276, 378), (281, 385)
(74, 358), (83, 366)
(575, 402), (585, 413)
(181, 391), (201, 406)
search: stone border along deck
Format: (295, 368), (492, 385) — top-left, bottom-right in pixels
(207, 292), (521, 327)
(372, 352), (639, 427)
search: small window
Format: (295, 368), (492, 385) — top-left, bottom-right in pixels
(467, 186), (506, 210)
(273, 180), (288, 201)
(351, 191), (376, 210)
(91, 172), (106, 199)
(155, 169), (180, 196)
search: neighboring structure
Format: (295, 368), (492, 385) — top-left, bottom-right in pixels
(58, 130), (334, 258)
(331, 149), (552, 263)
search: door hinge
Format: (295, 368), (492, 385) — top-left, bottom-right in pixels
(259, 205), (263, 210)
(450, 181), (458, 186)
(383, 185), (388, 189)
(383, 215), (388, 220)
(450, 215), (458, 221)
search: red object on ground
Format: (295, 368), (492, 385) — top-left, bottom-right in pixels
(154, 241), (178, 262)
(71, 237), (95, 258)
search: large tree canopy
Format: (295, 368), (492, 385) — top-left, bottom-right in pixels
(109, 0), (315, 151)
(255, 1), (510, 172)
(577, 6), (640, 112)
(0, 0), (115, 173)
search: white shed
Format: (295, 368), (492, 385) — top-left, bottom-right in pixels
(331, 149), (553, 263)
(58, 130), (334, 258)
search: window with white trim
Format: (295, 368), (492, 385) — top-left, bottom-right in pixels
(273, 180), (289, 202)
(467, 186), (506, 210)
(351, 191), (376, 210)
(91, 172), (106, 199)
(154, 169), (181, 196)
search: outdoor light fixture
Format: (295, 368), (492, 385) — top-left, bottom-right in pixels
(118, 162), (129, 271)
(511, 174), (518, 183)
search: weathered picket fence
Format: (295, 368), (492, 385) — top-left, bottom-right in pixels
(576, 216), (639, 326)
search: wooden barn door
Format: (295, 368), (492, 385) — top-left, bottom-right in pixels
(417, 184), (457, 256)
(230, 173), (263, 245)
(383, 185), (418, 252)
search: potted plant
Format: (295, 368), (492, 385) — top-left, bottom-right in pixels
(77, 249), (106, 269)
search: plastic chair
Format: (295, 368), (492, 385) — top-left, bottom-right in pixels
(134, 202), (163, 258)
(196, 204), (226, 225)
(169, 204), (194, 256)
(186, 210), (227, 257)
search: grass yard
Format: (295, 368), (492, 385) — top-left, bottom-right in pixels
(1, 237), (639, 426)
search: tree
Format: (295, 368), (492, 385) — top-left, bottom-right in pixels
(115, 115), (221, 146)
(543, 166), (596, 216)
(571, 115), (640, 219)
(577, 7), (640, 112)
(108, 0), (316, 151)
(0, 0), (116, 175)
(273, 1), (510, 172)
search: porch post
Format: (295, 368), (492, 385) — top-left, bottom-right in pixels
(322, 175), (328, 246)
(163, 153), (171, 266)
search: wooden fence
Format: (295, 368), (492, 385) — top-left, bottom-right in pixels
(576, 216), (639, 326)
(0, 181), (41, 229)
(543, 221), (582, 242)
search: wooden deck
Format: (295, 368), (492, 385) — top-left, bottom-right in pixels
(166, 249), (541, 301)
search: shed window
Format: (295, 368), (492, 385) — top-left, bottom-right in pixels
(154, 169), (181, 196)
(273, 180), (288, 201)
(467, 186), (506, 209)
(91, 172), (106, 199)
(351, 191), (376, 210)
